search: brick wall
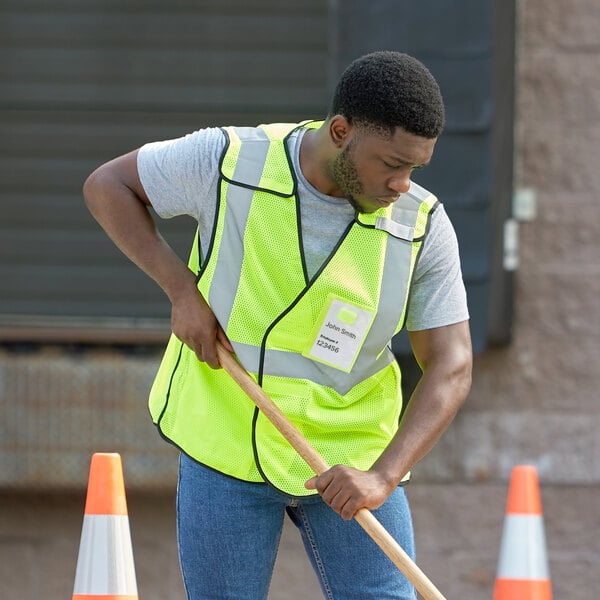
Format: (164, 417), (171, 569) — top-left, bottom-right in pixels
(418, 0), (600, 484)
(0, 347), (176, 490)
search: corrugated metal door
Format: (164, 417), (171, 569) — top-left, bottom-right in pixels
(1, 0), (513, 350)
(1, 0), (329, 341)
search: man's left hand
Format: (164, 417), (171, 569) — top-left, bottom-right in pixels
(305, 465), (395, 521)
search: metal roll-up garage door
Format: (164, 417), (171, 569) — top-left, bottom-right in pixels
(1, 0), (514, 351)
(0, 0), (330, 342)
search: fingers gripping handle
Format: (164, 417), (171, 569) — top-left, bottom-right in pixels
(215, 343), (446, 600)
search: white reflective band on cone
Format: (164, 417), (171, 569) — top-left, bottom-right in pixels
(496, 514), (549, 580)
(73, 514), (138, 595)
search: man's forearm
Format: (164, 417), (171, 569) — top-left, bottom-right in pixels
(372, 362), (471, 487)
(371, 323), (472, 488)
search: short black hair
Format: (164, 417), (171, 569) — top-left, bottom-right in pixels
(329, 51), (445, 139)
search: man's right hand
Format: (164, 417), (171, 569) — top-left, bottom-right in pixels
(170, 279), (234, 369)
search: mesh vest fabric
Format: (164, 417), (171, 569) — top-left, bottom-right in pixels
(149, 122), (438, 496)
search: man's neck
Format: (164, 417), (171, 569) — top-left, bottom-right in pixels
(298, 125), (341, 197)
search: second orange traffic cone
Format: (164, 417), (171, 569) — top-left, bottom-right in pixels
(72, 453), (138, 600)
(493, 465), (553, 599)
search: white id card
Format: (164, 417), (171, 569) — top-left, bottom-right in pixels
(304, 297), (375, 372)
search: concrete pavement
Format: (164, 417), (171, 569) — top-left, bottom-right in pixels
(1, 481), (597, 599)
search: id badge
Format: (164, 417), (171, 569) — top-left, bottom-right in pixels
(304, 295), (375, 372)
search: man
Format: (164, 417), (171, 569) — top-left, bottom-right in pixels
(84, 51), (472, 600)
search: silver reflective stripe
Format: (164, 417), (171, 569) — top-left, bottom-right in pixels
(223, 126), (272, 186)
(375, 216), (414, 241)
(73, 514), (138, 595)
(392, 205), (418, 225)
(496, 515), (550, 580)
(366, 230), (413, 346)
(233, 341), (395, 395)
(209, 128), (271, 325)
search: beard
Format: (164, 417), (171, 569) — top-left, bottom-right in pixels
(331, 139), (365, 213)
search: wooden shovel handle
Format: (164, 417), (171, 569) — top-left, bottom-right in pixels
(216, 344), (446, 600)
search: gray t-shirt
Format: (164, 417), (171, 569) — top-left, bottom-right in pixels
(138, 126), (469, 332)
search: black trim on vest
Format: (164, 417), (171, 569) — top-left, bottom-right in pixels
(191, 130), (232, 283)
(158, 436), (269, 486)
(200, 178), (224, 279)
(295, 191), (309, 285)
(156, 340), (185, 432)
(217, 125), (298, 198)
(354, 204), (437, 244)
(193, 230), (203, 282)
(219, 176), (294, 198)
(283, 126), (310, 285)
(256, 219), (355, 387)
(250, 405), (321, 499)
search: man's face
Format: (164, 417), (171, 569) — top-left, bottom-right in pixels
(330, 126), (437, 214)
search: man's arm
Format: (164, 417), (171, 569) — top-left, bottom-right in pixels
(306, 320), (472, 520)
(373, 321), (472, 483)
(83, 150), (233, 367)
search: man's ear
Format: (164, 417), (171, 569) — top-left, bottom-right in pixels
(329, 115), (352, 149)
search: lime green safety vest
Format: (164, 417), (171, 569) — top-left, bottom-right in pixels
(149, 122), (438, 496)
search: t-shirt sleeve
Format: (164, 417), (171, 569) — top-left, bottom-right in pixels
(136, 127), (226, 226)
(405, 205), (470, 331)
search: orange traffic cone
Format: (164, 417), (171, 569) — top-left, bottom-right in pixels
(72, 453), (138, 600)
(493, 465), (553, 599)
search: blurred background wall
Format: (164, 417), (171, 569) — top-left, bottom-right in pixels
(1, 0), (599, 494)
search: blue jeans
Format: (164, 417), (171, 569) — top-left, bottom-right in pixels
(177, 453), (417, 600)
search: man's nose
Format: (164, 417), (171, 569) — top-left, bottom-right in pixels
(387, 171), (411, 195)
